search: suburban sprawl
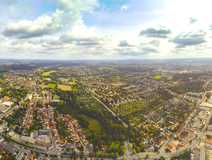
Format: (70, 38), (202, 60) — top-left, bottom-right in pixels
(0, 59), (211, 160)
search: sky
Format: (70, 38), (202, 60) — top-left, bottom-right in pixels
(1, 0), (212, 60)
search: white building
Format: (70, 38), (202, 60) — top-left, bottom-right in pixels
(26, 94), (32, 100)
(3, 101), (14, 107)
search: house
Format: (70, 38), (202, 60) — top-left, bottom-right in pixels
(55, 135), (59, 142)
(166, 144), (175, 152)
(102, 145), (107, 151)
(46, 123), (49, 129)
(155, 139), (164, 148)
(26, 124), (30, 129)
(5, 154), (9, 159)
(29, 154), (34, 160)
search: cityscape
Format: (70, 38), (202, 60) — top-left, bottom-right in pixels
(0, 60), (209, 160)
(0, 0), (212, 160)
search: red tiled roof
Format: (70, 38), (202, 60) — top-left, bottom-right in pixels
(167, 144), (174, 150)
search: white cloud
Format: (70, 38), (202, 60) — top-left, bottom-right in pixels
(2, 14), (62, 39)
(121, 4), (129, 11)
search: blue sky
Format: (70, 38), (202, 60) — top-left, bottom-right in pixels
(0, 0), (212, 59)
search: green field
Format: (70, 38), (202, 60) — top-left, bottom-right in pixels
(0, 79), (4, 82)
(48, 83), (56, 88)
(101, 67), (119, 72)
(150, 75), (162, 79)
(83, 115), (105, 137)
(42, 70), (57, 76)
(37, 68), (44, 72)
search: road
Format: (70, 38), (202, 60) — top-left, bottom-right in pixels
(77, 82), (128, 127)
(6, 79), (211, 159)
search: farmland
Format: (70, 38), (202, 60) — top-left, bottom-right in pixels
(48, 83), (56, 88)
(57, 84), (71, 91)
(42, 78), (51, 81)
(100, 67), (119, 72)
(37, 68), (44, 73)
(70, 81), (76, 85)
(150, 75), (162, 79)
(40, 84), (49, 89)
(42, 70), (57, 76)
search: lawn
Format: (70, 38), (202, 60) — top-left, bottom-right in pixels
(82, 115), (105, 137)
(70, 82), (76, 85)
(42, 70), (57, 76)
(58, 84), (71, 91)
(48, 83), (56, 89)
(150, 75), (162, 79)
(0, 79), (4, 82)
(37, 68), (44, 72)
(100, 67), (119, 72)
(42, 78), (51, 81)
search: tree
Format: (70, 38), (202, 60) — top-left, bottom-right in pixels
(100, 152), (104, 157)
(80, 151), (84, 159)
(110, 152), (114, 158)
(115, 152), (119, 159)
(138, 158), (143, 160)
(0, 156), (5, 160)
(72, 150), (76, 156)
(89, 152), (93, 157)
(104, 153), (108, 157)
(66, 147), (70, 152)
(132, 149), (136, 154)
(95, 151), (99, 157)
(160, 156), (165, 160)
(121, 149), (126, 155)
(36, 152), (40, 157)
(146, 154), (150, 159)
(139, 142), (145, 152)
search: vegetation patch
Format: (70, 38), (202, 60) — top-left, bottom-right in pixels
(37, 68), (44, 72)
(150, 75), (162, 79)
(70, 81), (76, 85)
(83, 115), (105, 137)
(42, 70), (57, 76)
(58, 84), (71, 91)
(100, 67), (119, 72)
(114, 101), (147, 123)
(48, 83), (56, 89)
(170, 82), (205, 94)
